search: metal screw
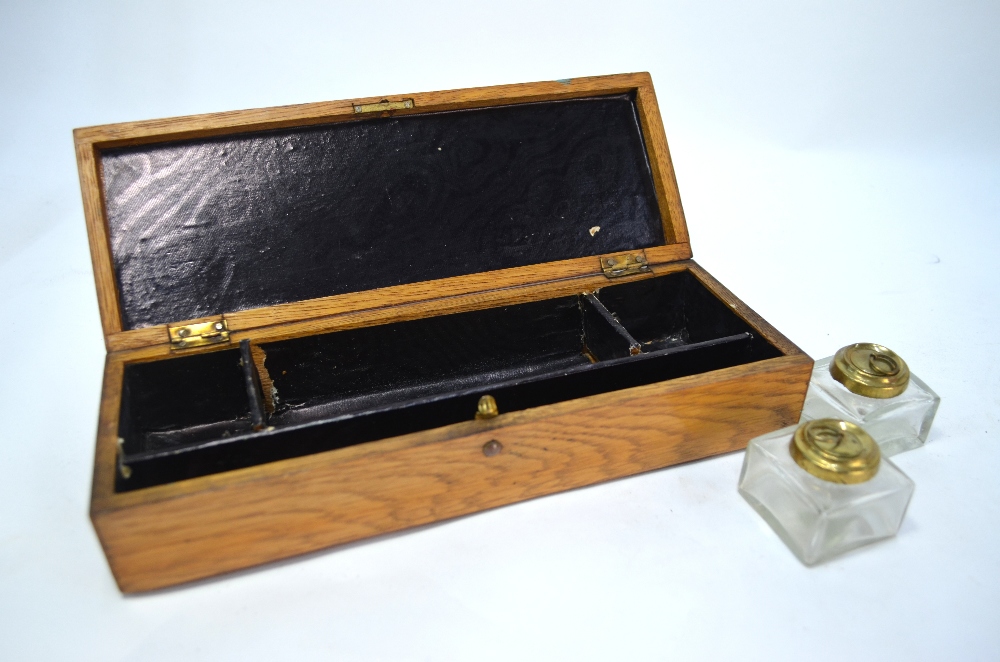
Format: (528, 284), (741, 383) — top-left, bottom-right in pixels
(482, 440), (502, 457)
(215, 322), (224, 330)
(607, 258), (616, 266)
(177, 328), (190, 337)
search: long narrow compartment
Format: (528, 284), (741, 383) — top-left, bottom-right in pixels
(116, 270), (782, 491)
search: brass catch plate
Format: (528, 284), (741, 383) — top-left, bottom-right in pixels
(353, 99), (414, 114)
(600, 251), (651, 278)
(169, 319), (230, 350)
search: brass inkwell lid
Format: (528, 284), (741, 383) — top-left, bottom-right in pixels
(830, 343), (910, 399)
(790, 419), (881, 484)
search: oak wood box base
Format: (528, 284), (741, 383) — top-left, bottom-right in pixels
(76, 73), (812, 592)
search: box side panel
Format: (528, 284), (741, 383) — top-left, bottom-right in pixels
(635, 82), (689, 246)
(91, 356), (123, 506)
(75, 141), (123, 340)
(92, 354), (811, 592)
(77, 74), (651, 147)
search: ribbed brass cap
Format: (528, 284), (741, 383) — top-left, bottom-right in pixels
(790, 419), (880, 484)
(830, 343), (910, 398)
(475, 395), (499, 420)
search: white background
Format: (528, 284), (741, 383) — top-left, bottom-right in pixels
(2, 1), (998, 659)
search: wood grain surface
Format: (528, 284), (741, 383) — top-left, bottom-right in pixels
(106, 246), (692, 356)
(635, 83), (689, 246)
(76, 142), (121, 343)
(75, 73), (646, 148)
(81, 73), (812, 594)
(92, 353), (811, 592)
(92, 263), (806, 503)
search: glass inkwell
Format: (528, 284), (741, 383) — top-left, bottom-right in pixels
(738, 419), (914, 565)
(799, 343), (939, 456)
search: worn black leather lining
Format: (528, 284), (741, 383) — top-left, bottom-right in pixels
(263, 295), (587, 420)
(100, 94), (664, 330)
(118, 347), (251, 454)
(115, 271), (782, 491)
(118, 333), (755, 491)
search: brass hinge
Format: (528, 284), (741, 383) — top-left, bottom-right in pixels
(168, 319), (230, 350)
(353, 99), (414, 114)
(600, 251), (651, 279)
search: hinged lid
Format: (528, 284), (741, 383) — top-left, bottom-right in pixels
(74, 73), (691, 352)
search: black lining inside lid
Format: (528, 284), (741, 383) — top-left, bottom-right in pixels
(100, 93), (665, 330)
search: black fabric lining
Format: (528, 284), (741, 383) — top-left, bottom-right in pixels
(117, 348), (252, 453)
(115, 271), (783, 491)
(100, 94), (665, 330)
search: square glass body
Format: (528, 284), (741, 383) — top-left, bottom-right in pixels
(799, 356), (940, 456)
(738, 425), (914, 565)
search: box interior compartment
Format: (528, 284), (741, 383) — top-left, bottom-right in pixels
(116, 270), (782, 491)
(118, 348), (254, 454)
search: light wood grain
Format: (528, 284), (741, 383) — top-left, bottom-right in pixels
(88, 261), (812, 592)
(75, 142), (122, 342)
(90, 357), (124, 509)
(75, 73), (644, 148)
(92, 353), (811, 592)
(94, 262), (808, 506)
(81, 73), (812, 594)
(635, 83), (690, 246)
(249, 344), (274, 413)
(107, 245), (693, 356)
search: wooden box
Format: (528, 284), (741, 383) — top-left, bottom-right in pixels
(75, 73), (812, 592)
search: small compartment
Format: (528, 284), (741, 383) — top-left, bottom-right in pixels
(594, 270), (779, 359)
(118, 348), (253, 454)
(116, 270), (783, 491)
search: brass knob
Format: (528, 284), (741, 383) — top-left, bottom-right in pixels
(476, 395), (499, 420)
